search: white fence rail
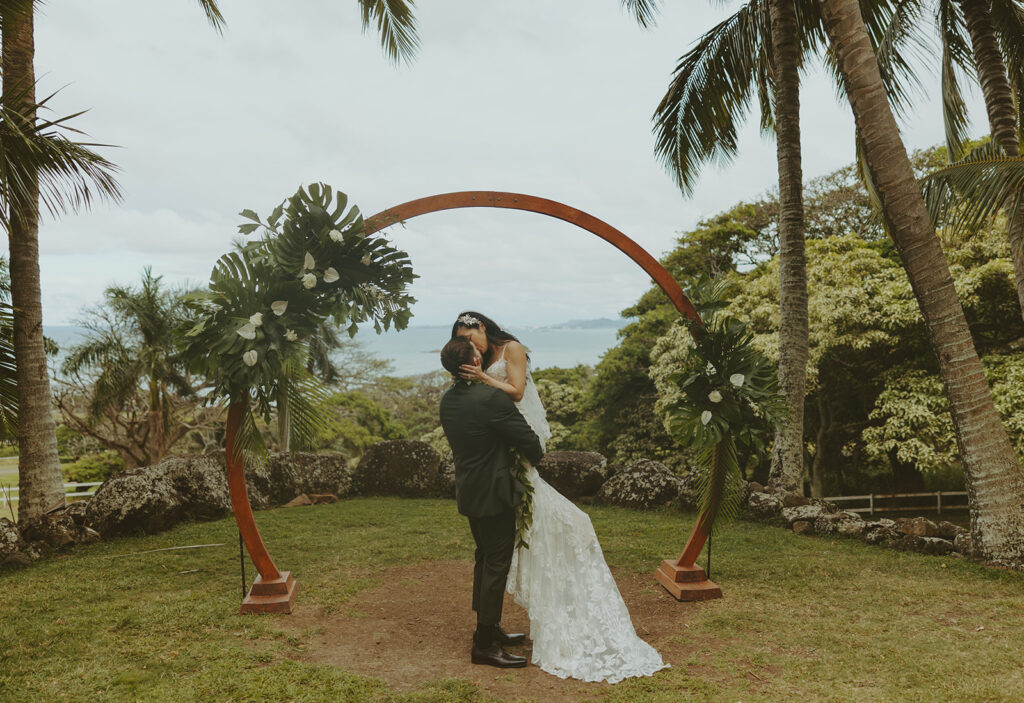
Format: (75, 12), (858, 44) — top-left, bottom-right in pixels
(824, 491), (968, 516)
(0, 482), (103, 508)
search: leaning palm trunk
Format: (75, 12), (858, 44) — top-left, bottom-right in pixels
(821, 0), (1024, 563)
(956, 0), (1024, 319)
(766, 0), (809, 494)
(3, 8), (65, 522)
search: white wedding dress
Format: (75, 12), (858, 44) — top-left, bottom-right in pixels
(486, 347), (669, 684)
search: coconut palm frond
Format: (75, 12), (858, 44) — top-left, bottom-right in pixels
(620, 0), (661, 28)
(872, 0), (933, 120)
(283, 363), (334, 451)
(937, 0), (975, 162)
(921, 141), (1024, 235)
(694, 439), (745, 535)
(233, 402), (268, 469)
(0, 90), (121, 228)
(653, 1), (771, 196)
(358, 0), (419, 66)
(88, 355), (144, 420)
(195, 0), (225, 34)
(60, 334), (127, 378)
(855, 129), (887, 231)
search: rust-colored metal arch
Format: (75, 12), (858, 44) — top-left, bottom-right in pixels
(229, 191), (720, 613)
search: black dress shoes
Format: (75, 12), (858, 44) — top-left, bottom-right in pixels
(471, 642), (528, 668)
(495, 625), (526, 646)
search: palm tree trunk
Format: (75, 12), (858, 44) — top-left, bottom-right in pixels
(821, 0), (1024, 564)
(766, 0), (808, 494)
(2, 8), (65, 522)
(810, 394), (829, 498)
(956, 0), (1024, 320)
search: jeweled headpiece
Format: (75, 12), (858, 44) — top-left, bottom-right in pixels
(457, 314), (480, 327)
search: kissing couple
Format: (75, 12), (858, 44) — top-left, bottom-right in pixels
(439, 312), (669, 683)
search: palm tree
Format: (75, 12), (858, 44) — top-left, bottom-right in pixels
(636, 0), (815, 492)
(57, 268), (210, 468)
(2, 2), (122, 523)
(820, 0), (1024, 564)
(3, 0), (420, 524)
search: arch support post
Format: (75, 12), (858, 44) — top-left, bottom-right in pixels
(225, 401), (297, 614)
(654, 511), (722, 601)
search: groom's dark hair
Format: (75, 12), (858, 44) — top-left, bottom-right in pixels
(441, 337), (475, 378)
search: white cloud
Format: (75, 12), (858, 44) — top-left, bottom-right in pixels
(4, 0), (992, 327)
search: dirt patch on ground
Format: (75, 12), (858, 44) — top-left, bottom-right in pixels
(278, 559), (718, 702)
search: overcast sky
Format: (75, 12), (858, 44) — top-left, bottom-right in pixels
(19, 0), (987, 327)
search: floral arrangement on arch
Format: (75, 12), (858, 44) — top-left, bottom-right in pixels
(655, 278), (786, 530)
(180, 183), (417, 451)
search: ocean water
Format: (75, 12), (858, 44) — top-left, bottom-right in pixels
(44, 323), (627, 377)
(356, 325), (625, 376)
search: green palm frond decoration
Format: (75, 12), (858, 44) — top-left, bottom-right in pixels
(180, 183), (417, 461)
(660, 296), (786, 534)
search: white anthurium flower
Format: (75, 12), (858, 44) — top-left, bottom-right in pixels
(271, 300), (288, 316)
(301, 273), (317, 289)
(242, 350), (258, 366)
(303, 251), (315, 270)
(284, 329), (298, 342)
(708, 390), (723, 403)
(730, 373), (745, 387)
(706, 362), (717, 375)
(236, 322), (257, 340)
(323, 267), (340, 283)
(700, 410), (713, 425)
(249, 312), (263, 327)
(329, 229), (343, 242)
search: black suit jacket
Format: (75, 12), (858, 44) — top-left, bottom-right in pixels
(439, 382), (544, 518)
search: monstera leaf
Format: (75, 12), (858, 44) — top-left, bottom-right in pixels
(180, 183), (417, 456)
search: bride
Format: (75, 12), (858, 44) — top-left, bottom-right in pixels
(451, 311), (668, 684)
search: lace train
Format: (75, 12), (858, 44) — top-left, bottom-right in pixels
(506, 466), (669, 683)
(486, 346), (667, 682)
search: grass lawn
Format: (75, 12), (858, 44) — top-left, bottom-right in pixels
(1, 498), (1022, 702)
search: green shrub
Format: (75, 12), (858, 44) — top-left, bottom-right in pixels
(0, 444), (17, 457)
(63, 451), (125, 484)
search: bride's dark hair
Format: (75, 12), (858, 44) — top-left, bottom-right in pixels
(451, 311), (522, 368)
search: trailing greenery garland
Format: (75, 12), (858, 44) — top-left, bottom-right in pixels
(509, 447), (534, 549)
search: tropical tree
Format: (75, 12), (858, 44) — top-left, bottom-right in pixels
(631, 0), (815, 492)
(55, 268), (218, 468)
(3, 0), (421, 524)
(820, 0), (1024, 563)
(1, 1), (122, 522)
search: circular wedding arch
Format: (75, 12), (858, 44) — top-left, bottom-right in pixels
(229, 191), (722, 613)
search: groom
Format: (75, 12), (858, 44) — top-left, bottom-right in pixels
(439, 336), (544, 668)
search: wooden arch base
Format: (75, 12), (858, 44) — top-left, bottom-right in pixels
(225, 402), (297, 614)
(225, 190), (722, 612)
